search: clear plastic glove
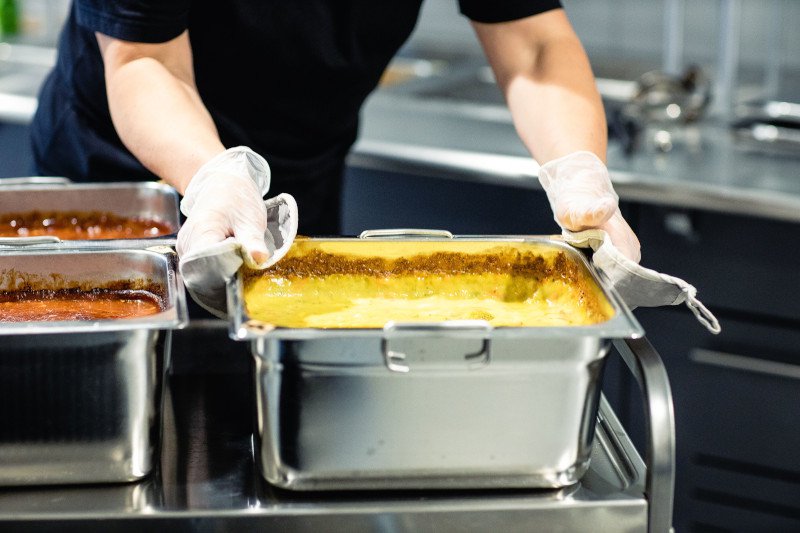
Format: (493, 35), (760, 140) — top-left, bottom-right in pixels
(179, 193), (298, 318)
(177, 146), (272, 267)
(538, 151), (641, 262)
(176, 146), (299, 317)
(598, 209), (641, 263)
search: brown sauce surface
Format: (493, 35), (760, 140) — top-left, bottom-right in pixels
(0, 210), (174, 240)
(0, 289), (164, 322)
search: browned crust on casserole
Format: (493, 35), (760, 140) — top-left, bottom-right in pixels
(245, 249), (580, 280)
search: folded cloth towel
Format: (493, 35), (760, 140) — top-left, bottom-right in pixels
(563, 228), (721, 334)
(179, 193), (298, 318)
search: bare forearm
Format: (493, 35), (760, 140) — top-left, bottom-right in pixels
(105, 58), (224, 193)
(504, 36), (607, 164)
(473, 10), (607, 165)
(98, 32), (224, 194)
(473, 11), (639, 259)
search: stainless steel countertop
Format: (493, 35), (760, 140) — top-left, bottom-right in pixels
(354, 83), (800, 223)
(2, 43), (798, 222)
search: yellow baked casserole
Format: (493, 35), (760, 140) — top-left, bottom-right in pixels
(242, 239), (614, 328)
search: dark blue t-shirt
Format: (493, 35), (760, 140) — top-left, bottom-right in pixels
(31, 0), (561, 230)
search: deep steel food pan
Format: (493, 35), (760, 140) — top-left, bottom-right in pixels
(0, 248), (187, 486)
(229, 232), (642, 490)
(0, 180), (179, 247)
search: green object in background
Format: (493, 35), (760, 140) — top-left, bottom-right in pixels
(0, 0), (19, 37)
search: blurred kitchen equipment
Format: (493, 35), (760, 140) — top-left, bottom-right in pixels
(229, 231), (642, 491)
(610, 66), (712, 154)
(731, 100), (800, 157)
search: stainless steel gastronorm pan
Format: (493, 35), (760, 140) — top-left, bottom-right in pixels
(0, 248), (187, 486)
(0, 180), (180, 246)
(228, 233), (643, 491)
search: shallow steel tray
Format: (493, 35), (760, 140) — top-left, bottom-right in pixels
(0, 178), (180, 247)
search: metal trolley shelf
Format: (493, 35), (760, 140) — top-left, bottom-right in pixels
(0, 329), (674, 533)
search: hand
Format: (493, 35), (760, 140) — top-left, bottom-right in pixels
(177, 146), (272, 267)
(538, 151), (640, 262)
(598, 209), (641, 263)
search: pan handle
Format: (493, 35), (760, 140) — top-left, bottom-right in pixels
(382, 320), (492, 372)
(0, 236), (62, 246)
(613, 337), (675, 533)
(359, 229), (454, 239)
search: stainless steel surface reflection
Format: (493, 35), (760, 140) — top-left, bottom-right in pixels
(252, 335), (609, 490)
(0, 323), (657, 532)
(0, 330), (168, 485)
(0, 477), (159, 516)
(0, 248), (188, 485)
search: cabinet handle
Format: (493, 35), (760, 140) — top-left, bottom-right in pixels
(689, 348), (800, 381)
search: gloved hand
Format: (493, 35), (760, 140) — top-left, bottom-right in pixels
(178, 146), (272, 267)
(538, 151), (641, 262)
(177, 146), (298, 317)
(598, 209), (641, 264)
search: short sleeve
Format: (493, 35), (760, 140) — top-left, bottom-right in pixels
(75, 0), (190, 43)
(459, 0), (562, 23)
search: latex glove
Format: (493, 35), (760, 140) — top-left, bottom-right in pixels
(598, 209), (641, 264)
(538, 151), (641, 262)
(179, 193), (298, 318)
(178, 146), (272, 267)
(177, 147), (299, 317)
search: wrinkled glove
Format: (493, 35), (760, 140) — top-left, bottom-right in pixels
(177, 147), (298, 317)
(564, 229), (720, 334)
(538, 151), (641, 262)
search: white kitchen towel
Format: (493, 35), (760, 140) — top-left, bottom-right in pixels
(563, 228), (721, 334)
(179, 193), (298, 318)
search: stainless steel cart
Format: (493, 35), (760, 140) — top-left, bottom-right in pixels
(0, 328), (674, 533)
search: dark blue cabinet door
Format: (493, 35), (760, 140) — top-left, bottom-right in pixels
(342, 165), (557, 235)
(632, 205), (800, 533)
(0, 123), (34, 178)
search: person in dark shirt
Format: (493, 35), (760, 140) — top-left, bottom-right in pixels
(32, 1), (639, 282)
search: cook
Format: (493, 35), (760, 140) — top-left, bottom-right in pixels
(30, 0), (641, 286)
